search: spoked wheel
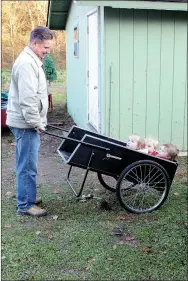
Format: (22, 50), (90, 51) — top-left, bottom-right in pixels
(116, 160), (170, 214)
(97, 172), (118, 192)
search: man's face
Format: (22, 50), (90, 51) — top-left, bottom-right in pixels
(32, 39), (53, 60)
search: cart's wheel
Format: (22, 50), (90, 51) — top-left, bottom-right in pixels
(116, 160), (170, 214)
(97, 172), (118, 192)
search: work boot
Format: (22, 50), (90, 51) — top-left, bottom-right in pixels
(17, 205), (47, 217)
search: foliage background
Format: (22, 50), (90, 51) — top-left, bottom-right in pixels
(2, 1), (66, 70)
(44, 55), (57, 83)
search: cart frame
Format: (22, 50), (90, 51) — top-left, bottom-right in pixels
(44, 124), (178, 214)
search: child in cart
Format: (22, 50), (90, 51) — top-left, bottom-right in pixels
(127, 134), (146, 151)
(145, 137), (159, 156)
(145, 139), (179, 161)
(156, 143), (179, 161)
(127, 135), (178, 161)
(127, 134), (156, 154)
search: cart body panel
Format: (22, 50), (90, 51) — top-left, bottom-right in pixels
(57, 125), (126, 163)
(57, 127), (178, 185)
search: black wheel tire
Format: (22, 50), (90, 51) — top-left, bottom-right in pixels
(116, 160), (170, 214)
(97, 172), (117, 192)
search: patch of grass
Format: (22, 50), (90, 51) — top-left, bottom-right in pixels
(1, 179), (187, 280)
(52, 92), (67, 104)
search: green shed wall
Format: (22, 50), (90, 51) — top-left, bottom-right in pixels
(104, 8), (187, 151)
(66, 3), (97, 128)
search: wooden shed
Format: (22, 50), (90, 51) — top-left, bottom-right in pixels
(47, 0), (187, 152)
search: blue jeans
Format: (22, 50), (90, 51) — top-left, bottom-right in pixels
(9, 127), (40, 211)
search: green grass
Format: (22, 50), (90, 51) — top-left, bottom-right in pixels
(1, 178), (187, 280)
(51, 92), (67, 103)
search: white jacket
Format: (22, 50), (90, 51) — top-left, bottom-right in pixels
(6, 46), (48, 130)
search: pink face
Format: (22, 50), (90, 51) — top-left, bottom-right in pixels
(32, 39), (53, 60)
(145, 143), (155, 153)
(127, 136), (138, 150)
(158, 145), (169, 158)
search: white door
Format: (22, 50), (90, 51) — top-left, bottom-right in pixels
(87, 11), (99, 131)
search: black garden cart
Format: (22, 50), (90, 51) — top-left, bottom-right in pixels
(45, 125), (178, 214)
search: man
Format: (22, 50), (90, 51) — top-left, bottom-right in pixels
(6, 26), (54, 217)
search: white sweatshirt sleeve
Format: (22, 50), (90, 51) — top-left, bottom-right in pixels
(16, 63), (45, 130)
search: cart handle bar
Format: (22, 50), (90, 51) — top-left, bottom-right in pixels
(47, 124), (69, 132)
(42, 130), (110, 152)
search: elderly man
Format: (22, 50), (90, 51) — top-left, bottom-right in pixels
(6, 26), (54, 217)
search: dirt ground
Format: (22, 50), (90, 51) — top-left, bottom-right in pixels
(1, 97), (110, 204)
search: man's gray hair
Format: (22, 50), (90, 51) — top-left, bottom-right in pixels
(30, 26), (53, 43)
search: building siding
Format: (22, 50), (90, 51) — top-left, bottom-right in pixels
(104, 8), (187, 151)
(66, 3), (97, 128)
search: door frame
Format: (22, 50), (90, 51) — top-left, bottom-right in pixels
(86, 7), (101, 133)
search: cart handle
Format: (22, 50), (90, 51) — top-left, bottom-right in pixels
(47, 124), (69, 132)
(42, 130), (110, 152)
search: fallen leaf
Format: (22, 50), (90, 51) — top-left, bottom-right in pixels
(4, 224), (12, 228)
(123, 235), (135, 241)
(176, 172), (184, 177)
(180, 180), (187, 185)
(35, 231), (41, 235)
(48, 234), (53, 240)
(107, 258), (113, 261)
(52, 188), (61, 194)
(116, 216), (127, 220)
(52, 215), (58, 220)
(113, 245), (117, 250)
(174, 192), (179, 196)
(119, 236), (141, 247)
(88, 258), (96, 263)
(142, 247), (151, 253)
(5, 191), (16, 198)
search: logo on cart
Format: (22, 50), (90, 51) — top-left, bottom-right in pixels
(106, 153), (122, 161)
